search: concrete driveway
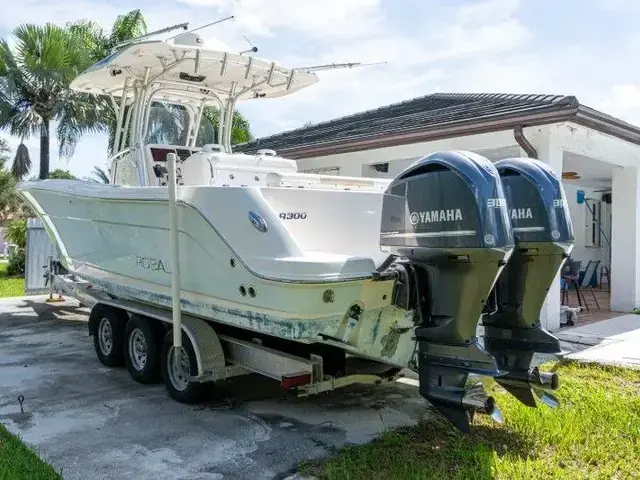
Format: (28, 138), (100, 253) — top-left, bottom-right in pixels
(0, 296), (427, 480)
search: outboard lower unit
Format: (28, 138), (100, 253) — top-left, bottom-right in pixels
(482, 158), (574, 409)
(379, 151), (515, 432)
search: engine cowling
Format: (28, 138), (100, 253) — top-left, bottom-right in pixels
(380, 150), (514, 255)
(496, 157), (574, 244)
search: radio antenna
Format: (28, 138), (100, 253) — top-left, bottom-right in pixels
(239, 35), (258, 55)
(114, 22), (189, 49)
(168, 15), (235, 40)
(294, 61), (387, 72)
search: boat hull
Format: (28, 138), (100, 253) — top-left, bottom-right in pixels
(18, 180), (417, 367)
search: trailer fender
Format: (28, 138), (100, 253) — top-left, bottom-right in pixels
(179, 316), (226, 380)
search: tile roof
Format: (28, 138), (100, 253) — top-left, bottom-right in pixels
(234, 93), (579, 155)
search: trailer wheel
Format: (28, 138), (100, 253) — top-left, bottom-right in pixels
(92, 305), (127, 367)
(124, 315), (162, 384)
(161, 330), (209, 404)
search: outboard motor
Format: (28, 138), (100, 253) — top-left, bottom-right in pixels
(482, 158), (574, 409)
(379, 151), (514, 432)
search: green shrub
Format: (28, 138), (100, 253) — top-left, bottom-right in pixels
(6, 247), (25, 276)
(6, 219), (27, 248)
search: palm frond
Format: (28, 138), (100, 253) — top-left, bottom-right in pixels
(13, 24), (75, 94)
(146, 102), (189, 145)
(67, 20), (107, 60)
(91, 165), (110, 183)
(11, 142), (31, 179)
(56, 92), (110, 158)
(109, 10), (147, 49)
(198, 107), (254, 146)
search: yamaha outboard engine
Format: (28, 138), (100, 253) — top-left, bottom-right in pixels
(379, 151), (514, 432)
(482, 158), (574, 409)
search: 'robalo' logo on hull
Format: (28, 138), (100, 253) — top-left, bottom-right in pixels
(136, 256), (171, 274)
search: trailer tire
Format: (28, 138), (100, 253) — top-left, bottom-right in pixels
(92, 305), (127, 367)
(125, 315), (162, 384)
(161, 330), (209, 404)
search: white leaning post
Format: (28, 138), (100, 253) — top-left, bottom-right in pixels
(167, 153), (182, 349)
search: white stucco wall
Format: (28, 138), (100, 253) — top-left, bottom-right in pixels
(295, 130), (520, 176)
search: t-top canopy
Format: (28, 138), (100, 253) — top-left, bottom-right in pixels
(69, 33), (319, 104)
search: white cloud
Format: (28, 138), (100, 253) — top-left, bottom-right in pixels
(176, 0), (383, 39)
(456, 0), (521, 23)
(1, 0), (639, 178)
(593, 85), (640, 127)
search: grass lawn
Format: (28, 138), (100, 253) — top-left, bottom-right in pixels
(0, 262), (24, 298)
(0, 424), (61, 479)
(300, 361), (640, 480)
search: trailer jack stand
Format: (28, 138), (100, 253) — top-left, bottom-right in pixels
(44, 255), (65, 303)
(45, 293), (65, 303)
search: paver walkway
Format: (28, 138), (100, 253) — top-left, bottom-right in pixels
(557, 314), (640, 368)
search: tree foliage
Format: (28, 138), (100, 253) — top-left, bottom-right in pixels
(5, 219), (26, 248)
(68, 10), (148, 156)
(0, 11), (147, 178)
(0, 139), (27, 221)
(47, 169), (76, 180)
(91, 166), (110, 183)
(0, 10), (254, 181)
(200, 107), (253, 146)
(0, 24), (102, 179)
(11, 143), (30, 179)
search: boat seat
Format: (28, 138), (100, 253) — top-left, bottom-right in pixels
(180, 154), (215, 186)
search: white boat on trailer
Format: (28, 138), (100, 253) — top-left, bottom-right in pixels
(19, 22), (574, 432)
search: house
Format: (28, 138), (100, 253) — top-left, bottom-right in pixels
(235, 93), (640, 331)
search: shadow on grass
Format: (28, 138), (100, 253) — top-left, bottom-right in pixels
(300, 414), (535, 480)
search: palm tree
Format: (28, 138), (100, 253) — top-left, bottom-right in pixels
(68, 11), (255, 150)
(68, 10), (146, 64)
(0, 139), (27, 221)
(0, 12), (147, 180)
(144, 102), (253, 149)
(11, 142), (30, 179)
(0, 24), (101, 179)
(68, 10), (147, 155)
(199, 107), (253, 146)
(91, 166), (110, 184)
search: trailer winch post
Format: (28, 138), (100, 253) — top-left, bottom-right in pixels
(167, 153), (182, 349)
(44, 255), (64, 303)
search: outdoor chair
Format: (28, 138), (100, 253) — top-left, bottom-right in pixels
(599, 265), (611, 293)
(561, 259), (586, 310)
(579, 260), (601, 310)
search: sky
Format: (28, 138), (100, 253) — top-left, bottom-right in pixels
(1, 0), (640, 179)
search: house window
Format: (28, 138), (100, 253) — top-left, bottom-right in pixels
(585, 199), (602, 248)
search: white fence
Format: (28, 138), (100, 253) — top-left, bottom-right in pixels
(25, 218), (60, 295)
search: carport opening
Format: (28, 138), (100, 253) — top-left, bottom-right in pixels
(560, 179), (613, 325)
